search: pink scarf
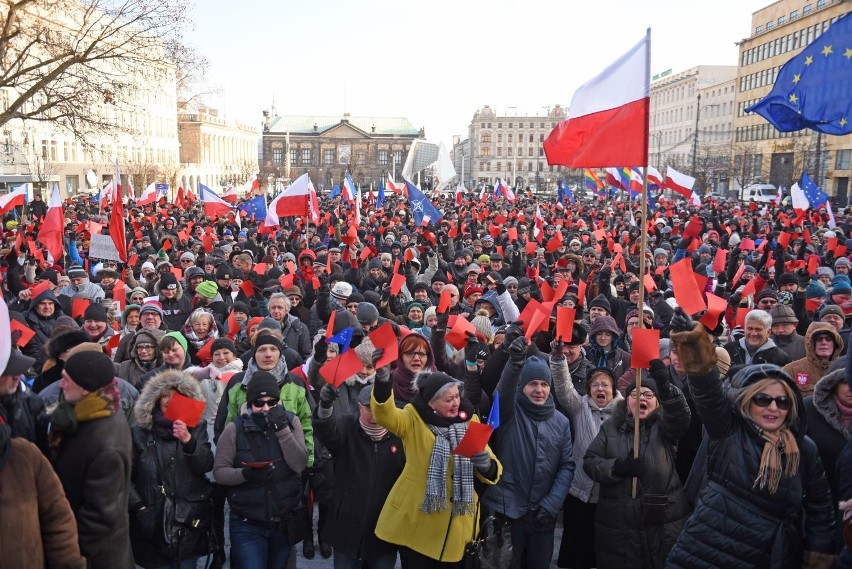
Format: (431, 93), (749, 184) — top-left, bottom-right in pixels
(835, 395), (852, 429)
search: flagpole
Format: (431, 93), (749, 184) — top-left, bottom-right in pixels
(632, 27), (652, 500)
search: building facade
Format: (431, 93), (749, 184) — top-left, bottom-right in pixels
(449, 136), (472, 188)
(177, 104), (259, 194)
(733, 0), (851, 203)
(467, 105), (570, 191)
(259, 108), (422, 193)
(649, 65), (738, 194)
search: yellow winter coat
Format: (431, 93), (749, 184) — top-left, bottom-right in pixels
(371, 392), (502, 562)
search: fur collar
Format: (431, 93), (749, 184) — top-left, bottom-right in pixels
(133, 369), (204, 429)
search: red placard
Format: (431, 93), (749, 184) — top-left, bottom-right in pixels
(699, 293), (727, 329)
(643, 274), (658, 293)
(682, 216), (703, 239)
(740, 278), (757, 298)
(72, 298), (90, 319)
(807, 255), (820, 275)
(359, 247), (372, 262)
(10, 320), (35, 347)
(453, 421), (494, 458)
(556, 307), (575, 342)
(445, 316), (477, 350)
(739, 238), (755, 251)
(240, 280), (255, 297)
(736, 306), (750, 327)
(525, 241), (538, 255)
(254, 263), (268, 275)
(367, 322), (399, 369)
(630, 328), (661, 369)
(507, 227), (518, 241)
(170, 267), (182, 280)
(712, 248), (728, 274)
(164, 393), (206, 428)
(319, 349), (364, 388)
(669, 258), (706, 315)
(437, 289), (452, 313)
(389, 273), (406, 296)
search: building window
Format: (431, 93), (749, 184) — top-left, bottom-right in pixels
(804, 3), (812, 14)
(497, 134), (502, 142)
(508, 133), (513, 142)
(508, 123), (513, 128)
(496, 162), (502, 171)
(65, 175), (79, 195)
(378, 150), (388, 166)
(481, 147), (492, 157)
(816, 0), (825, 8)
(497, 123), (502, 128)
(393, 151), (402, 164)
(272, 148), (283, 164)
(323, 149), (334, 165)
(778, 15), (785, 25)
(756, 24), (763, 33)
(290, 149), (298, 164)
(527, 148), (534, 157)
(791, 9), (799, 20)
(480, 161), (485, 170)
(497, 148), (502, 157)
(528, 162), (533, 171)
(300, 149), (311, 165)
(50, 140), (58, 161)
(508, 148), (513, 156)
(357, 152), (366, 164)
(481, 123), (485, 128)
(487, 123), (491, 128)
(481, 133), (492, 143)
(836, 149), (851, 170)
(767, 20), (774, 30)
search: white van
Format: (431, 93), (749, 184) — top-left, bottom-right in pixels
(740, 183), (778, 203)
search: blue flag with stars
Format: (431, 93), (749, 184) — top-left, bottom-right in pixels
(487, 390), (500, 429)
(802, 172), (828, 208)
(562, 181), (575, 204)
(746, 14), (852, 135)
(376, 179), (386, 209)
(326, 327), (354, 353)
(237, 195), (267, 221)
(556, 181), (565, 205)
(405, 181), (443, 226)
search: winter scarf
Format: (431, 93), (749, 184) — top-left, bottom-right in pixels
(181, 322), (219, 350)
(151, 407), (175, 440)
(750, 421), (800, 494)
(359, 419), (387, 441)
(241, 356), (288, 387)
(48, 381), (121, 449)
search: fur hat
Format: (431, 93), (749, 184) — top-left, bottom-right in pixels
(46, 329), (90, 360)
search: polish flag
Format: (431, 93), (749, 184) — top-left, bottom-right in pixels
(137, 182), (158, 206)
(38, 184), (64, 262)
(495, 178), (516, 203)
(386, 175), (404, 195)
(244, 174), (260, 195)
(200, 184), (233, 217)
(308, 184), (320, 225)
(109, 160), (127, 261)
(222, 185), (238, 204)
(0, 186), (26, 215)
(665, 167), (696, 199)
(544, 31), (650, 167)
(342, 173), (357, 204)
(265, 173), (312, 226)
(455, 182), (464, 206)
(534, 205), (545, 240)
(646, 166), (664, 188)
(689, 192), (702, 207)
(791, 182), (810, 223)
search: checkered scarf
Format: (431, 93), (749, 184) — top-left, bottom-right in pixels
(422, 423), (475, 516)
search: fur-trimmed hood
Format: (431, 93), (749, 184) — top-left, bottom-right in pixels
(156, 278), (184, 300)
(133, 368), (204, 429)
(812, 368), (852, 437)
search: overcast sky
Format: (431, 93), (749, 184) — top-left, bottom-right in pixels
(189, 0), (769, 147)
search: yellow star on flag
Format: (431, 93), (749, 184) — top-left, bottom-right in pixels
(789, 93), (799, 104)
(793, 73), (801, 84)
(841, 117), (849, 127)
(845, 48), (852, 60)
(822, 45), (833, 56)
(805, 55), (814, 66)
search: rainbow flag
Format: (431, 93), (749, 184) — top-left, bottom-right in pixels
(583, 168), (604, 192)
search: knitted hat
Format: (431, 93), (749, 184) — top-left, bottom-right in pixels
(519, 356), (552, 388)
(180, 251), (196, 262)
(215, 264), (232, 280)
(755, 288), (778, 303)
(831, 279), (852, 296)
(470, 311), (494, 343)
(67, 265), (87, 279)
(163, 331), (188, 353)
(121, 304), (141, 326)
(817, 266), (835, 278)
(431, 272), (447, 285)
(139, 303), (164, 319)
(232, 301), (252, 317)
(819, 305), (845, 321)
(82, 303), (108, 323)
(159, 271), (178, 290)
(806, 281), (826, 299)
(353, 337), (376, 366)
(698, 244), (712, 255)
(517, 278), (531, 296)
(347, 292), (365, 305)
(356, 302), (380, 325)
(503, 276), (519, 288)
(836, 257), (851, 268)
(414, 371), (460, 403)
(464, 283), (483, 299)
(64, 351), (115, 392)
(653, 248), (667, 258)
(625, 377), (659, 398)
(211, 337), (236, 355)
(769, 304), (798, 324)
(141, 261), (156, 273)
(590, 294), (612, 314)
(246, 371), (280, 403)
(776, 272), (798, 287)
(254, 334), (283, 353)
(357, 384), (374, 406)
(195, 280), (218, 299)
(331, 282), (353, 301)
(185, 266), (205, 281)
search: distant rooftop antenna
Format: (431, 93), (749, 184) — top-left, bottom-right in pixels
(271, 93), (277, 117)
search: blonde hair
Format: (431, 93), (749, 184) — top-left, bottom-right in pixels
(251, 328), (284, 346)
(736, 378), (798, 426)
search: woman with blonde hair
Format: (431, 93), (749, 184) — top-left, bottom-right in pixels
(181, 308), (220, 365)
(667, 308), (837, 569)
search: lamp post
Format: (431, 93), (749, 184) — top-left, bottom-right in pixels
(691, 95), (721, 184)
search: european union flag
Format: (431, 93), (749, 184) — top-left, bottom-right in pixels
(560, 180), (575, 204)
(328, 185), (341, 199)
(557, 181), (565, 205)
(377, 180), (385, 209)
(487, 390), (500, 429)
(746, 14), (852, 135)
(237, 195), (267, 221)
(405, 181), (443, 226)
(326, 327), (354, 353)
(802, 172), (828, 208)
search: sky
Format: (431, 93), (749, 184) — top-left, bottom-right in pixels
(188, 0), (770, 148)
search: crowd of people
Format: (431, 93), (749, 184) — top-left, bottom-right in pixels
(2, 184), (852, 569)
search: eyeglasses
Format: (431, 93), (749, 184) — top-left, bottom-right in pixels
(135, 344), (155, 351)
(181, 259), (193, 264)
(251, 398), (279, 409)
(589, 382), (611, 390)
(629, 390), (657, 400)
(751, 393), (792, 410)
(403, 351), (428, 359)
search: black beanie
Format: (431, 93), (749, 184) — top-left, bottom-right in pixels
(159, 271), (178, 289)
(211, 337), (236, 355)
(246, 371), (279, 402)
(590, 294), (612, 314)
(625, 377), (659, 397)
(232, 301), (252, 317)
(64, 351), (115, 391)
(254, 334), (283, 354)
(415, 372), (459, 403)
(82, 303), (108, 323)
(777, 272), (798, 287)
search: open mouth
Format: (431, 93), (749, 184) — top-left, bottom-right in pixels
(595, 393), (607, 404)
(639, 403), (649, 412)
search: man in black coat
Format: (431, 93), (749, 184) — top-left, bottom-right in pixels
(0, 349), (48, 454)
(50, 351), (133, 569)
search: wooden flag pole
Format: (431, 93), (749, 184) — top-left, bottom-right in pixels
(632, 169), (650, 498)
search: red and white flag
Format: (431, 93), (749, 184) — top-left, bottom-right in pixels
(0, 185), (26, 215)
(455, 182), (464, 206)
(38, 184), (64, 262)
(665, 167), (696, 199)
(544, 31), (650, 167)
(137, 182), (158, 206)
(386, 174), (404, 195)
(200, 184), (233, 217)
(222, 185), (238, 204)
(534, 205), (545, 240)
(266, 173), (312, 226)
(109, 160), (127, 261)
(244, 174), (260, 195)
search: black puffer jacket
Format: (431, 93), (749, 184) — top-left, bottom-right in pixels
(804, 368), (852, 504)
(583, 388), (691, 569)
(312, 407), (405, 560)
(723, 337), (791, 368)
(667, 365), (836, 568)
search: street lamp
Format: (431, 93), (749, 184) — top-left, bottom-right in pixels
(691, 94), (721, 178)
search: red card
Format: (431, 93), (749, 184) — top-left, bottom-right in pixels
(202, 234), (214, 253)
(740, 278), (757, 298)
(736, 306), (750, 327)
(827, 237), (839, 252)
(553, 279), (569, 303)
(739, 238), (755, 251)
(807, 255), (819, 275)
(525, 306), (549, 340)
(446, 316), (477, 350)
(367, 322), (398, 369)
(453, 421), (494, 458)
(219, 372), (236, 384)
(195, 338), (214, 364)
(630, 328), (661, 369)
(10, 320), (35, 347)
(507, 227), (518, 241)
(556, 307), (575, 342)
(389, 273), (406, 296)
(164, 392), (206, 428)
(712, 248), (727, 273)
(240, 280), (255, 297)
(577, 280), (587, 307)
(170, 267), (182, 280)
(699, 293), (727, 329)
(226, 311), (239, 340)
(319, 349), (364, 388)
(593, 229), (606, 241)
(359, 247), (372, 262)
(279, 274), (294, 288)
(732, 263), (746, 287)
(178, 230), (189, 243)
(72, 298), (90, 319)
(525, 241), (538, 255)
(404, 248), (415, 262)
(545, 233), (563, 253)
(669, 258), (706, 315)
(540, 280), (555, 302)
(106, 332), (121, 352)
(254, 263), (268, 275)
(162, 240), (172, 252)
(683, 216), (702, 239)
(610, 252), (623, 272)
(437, 289), (452, 313)
(837, 246), (848, 258)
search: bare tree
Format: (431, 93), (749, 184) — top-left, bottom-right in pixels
(158, 158), (181, 192)
(694, 143), (731, 193)
(233, 157), (258, 185)
(125, 158), (158, 196)
(25, 153), (59, 194)
(731, 143), (764, 194)
(0, 0), (193, 144)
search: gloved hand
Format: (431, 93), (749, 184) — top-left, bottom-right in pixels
(494, 281), (507, 295)
(648, 359), (672, 398)
(464, 332), (481, 363)
(550, 337), (565, 360)
(319, 384), (338, 409)
(371, 347), (385, 368)
(317, 273), (329, 288)
(716, 271), (727, 285)
(502, 321), (524, 351)
(265, 405), (290, 432)
(727, 291), (742, 307)
(669, 308), (695, 334)
(313, 337), (328, 364)
(508, 336), (528, 366)
(530, 505), (556, 531)
(435, 310), (450, 333)
(612, 454), (643, 477)
(470, 451), (493, 473)
(669, 308), (717, 375)
(380, 285), (391, 303)
(242, 464), (276, 483)
(599, 266), (612, 283)
(797, 268), (811, 289)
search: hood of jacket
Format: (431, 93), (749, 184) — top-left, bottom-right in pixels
(729, 363), (808, 436)
(133, 368), (204, 429)
(565, 253), (585, 275)
(803, 322), (843, 368)
(30, 288), (62, 314)
(156, 278), (184, 300)
(812, 368), (851, 436)
(474, 290), (505, 324)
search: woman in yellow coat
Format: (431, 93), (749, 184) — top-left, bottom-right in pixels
(370, 347), (502, 568)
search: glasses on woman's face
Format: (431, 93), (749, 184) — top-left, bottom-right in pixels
(752, 393), (792, 410)
(629, 390), (656, 400)
(135, 344), (155, 352)
(181, 259), (193, 264)
(251, 398), (279, 409)
(589, 382), (610, 390)
(403, 351), (428, 359)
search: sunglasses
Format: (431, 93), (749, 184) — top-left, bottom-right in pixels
(752, 393), (792, 410)
(251, 398), (279, 409)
